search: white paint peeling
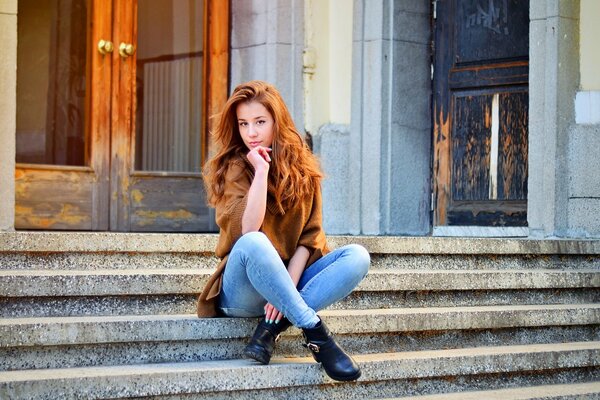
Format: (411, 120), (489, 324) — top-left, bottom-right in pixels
(489, 93), (500, 200)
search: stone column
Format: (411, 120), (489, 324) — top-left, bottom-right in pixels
(0, 0), (17, 231)
(349, 0), (431, 235)
(528, 0), (580, 237)
(230, 0), (304, 128)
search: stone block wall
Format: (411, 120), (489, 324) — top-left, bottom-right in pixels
(229, 0), (304, 128)
(0, 0), (17, 231)
(349, 0), (431, 235)
(567, 124), (600, 237)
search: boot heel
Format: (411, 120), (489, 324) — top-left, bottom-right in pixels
(302, 318), (361, 381)
(244, 318), (291, 365)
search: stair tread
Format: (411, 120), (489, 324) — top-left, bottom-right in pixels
(1, 341), (598, 384)
(3, 303), (599, 324)
(1, 269), (597, 297)
(3, 231), (600, 254)
(2, 304), (598, 346)
(2, 268), (597, 275)
(385, 382), (600, 399)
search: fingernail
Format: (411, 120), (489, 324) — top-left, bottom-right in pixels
(275, 319), (280, 324)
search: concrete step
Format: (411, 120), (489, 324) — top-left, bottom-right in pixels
(3, 252), (599, 272)
(1, 342), (599, 400)
(384, 382), (600, 399)
(1, 304), (598, 370)
(1, 233), (599, 272)
(3, 287), (599, 318)
(1, 269), (597, 297)
(1, 269), (598, 318)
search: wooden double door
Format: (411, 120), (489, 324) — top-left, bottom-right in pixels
(433, 0), (529, 227)
(15, 0), (228, 231)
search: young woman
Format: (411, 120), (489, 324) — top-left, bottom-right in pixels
(197, 80), (370, 382)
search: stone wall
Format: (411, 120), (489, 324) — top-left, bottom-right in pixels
(348, 0), (431, 235)
(0, 0), (17, 231)
(229, 0), (304, 128)
(528, 0), (580, 238)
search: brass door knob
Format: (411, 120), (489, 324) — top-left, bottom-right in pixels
(97, 40), (114, 55)
(119, 43), (136, 58)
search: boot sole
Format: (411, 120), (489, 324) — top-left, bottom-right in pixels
(243, 346), (271, 365)
(323, 367), (362, 382)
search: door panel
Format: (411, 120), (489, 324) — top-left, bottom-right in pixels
(15, 0), (111, 230)
(110, 0), (227, 232)
(15, 0), (228, 232)
(433, 0), (529, 227)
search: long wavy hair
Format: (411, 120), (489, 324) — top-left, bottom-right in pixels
(204, 80), (323, 210)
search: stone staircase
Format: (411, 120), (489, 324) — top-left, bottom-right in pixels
(0, 232), (599, 399)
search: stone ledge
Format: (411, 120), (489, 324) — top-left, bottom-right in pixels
(0, 342), (598, 399)
(2, 304), (598, 347)
(1, 269), (597, 297)
(384, 382), (600, 400)
(2, 232), (600, 254)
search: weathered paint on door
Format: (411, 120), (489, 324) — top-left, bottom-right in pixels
(15, 0), (229, 232)
(433, 0), (529, 226)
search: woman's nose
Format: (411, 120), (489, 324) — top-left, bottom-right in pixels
(247, 124), (258, 137)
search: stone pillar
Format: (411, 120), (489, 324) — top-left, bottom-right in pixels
(0, 0), (17, 231)
(230, 0), (304, 128)
(528, 0), (580, 237)
(349, 0), (431, 235)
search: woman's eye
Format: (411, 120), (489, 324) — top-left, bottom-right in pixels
(257, 120), (265, 125)
(239, 122), (247, 127)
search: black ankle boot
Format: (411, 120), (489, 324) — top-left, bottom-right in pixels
(243, 317), (292, 365)
(302, 318), (361, 381)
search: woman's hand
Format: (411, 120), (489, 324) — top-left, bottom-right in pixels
(264, 302), (284, 324)
(246, 146), (271, 172)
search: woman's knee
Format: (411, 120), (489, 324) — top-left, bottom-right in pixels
(237, 231), (269, 245)
(344, 244), (370, 277)
(235, 231), (273, 255)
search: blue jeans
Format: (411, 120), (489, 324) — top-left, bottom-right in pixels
(219, 232), (370, 328)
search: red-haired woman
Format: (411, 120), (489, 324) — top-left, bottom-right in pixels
(197, 80), (370, 381)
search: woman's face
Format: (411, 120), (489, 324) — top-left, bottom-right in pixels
(236, 101), (274, 150)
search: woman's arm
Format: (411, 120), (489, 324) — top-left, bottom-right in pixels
(242, 146), (271, 233)
(287, 245), (310, 285)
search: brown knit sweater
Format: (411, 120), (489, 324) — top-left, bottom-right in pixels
(196, 155), (329, 317)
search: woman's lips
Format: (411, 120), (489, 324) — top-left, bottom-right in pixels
(249, 141), (261, 147)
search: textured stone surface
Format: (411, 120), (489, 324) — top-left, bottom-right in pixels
(128, 369), (600, 400)
(349, 0), (432, 235)
(569, 124), (600, 199)
(528, 0), (581, 238)
(1, 233), (599, 398)
(3, 287), (599, 319)
(385, 382), (600, 399)
(2, 304), (598, 348)
(2, 269), (597, 297)
(0, 11), (16, 232)
(1, 342), (599, 399)
(3, 325), (598, 372)
(3, 232), (600, 254)
(0, 252), (220, 270)
(318, 124), (351, 234)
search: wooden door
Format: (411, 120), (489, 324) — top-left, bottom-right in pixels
(15, 0), (111, 230)
(15, 0), (229, 232)
(432, 0), (529, 227)
(110, 0), (228, 232)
